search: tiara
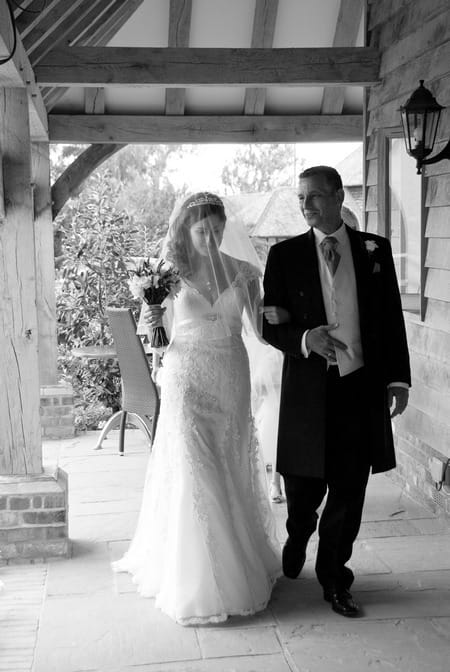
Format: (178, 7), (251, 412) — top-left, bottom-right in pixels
(186, 193), (224, 209)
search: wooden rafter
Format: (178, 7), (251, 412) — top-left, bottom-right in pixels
(0, 0), (47, 139)
(43, 0), (144, 112)
(244, 0), (279, 115)
(15, 0), (60, 40)
(13, 0), (37, 19)
(87, 0), (143, 46)
(27, 0), (107, 65)
(35, 46), (380, 87)
(23, 0), (86, 57)
(48, 113), (363, 144)
(321, 0), (364, 114)
(165, 0), (192, 115)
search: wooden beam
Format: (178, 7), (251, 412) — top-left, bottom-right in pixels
(51, 143), (125, 218)
(35, 46), (380, 87)
(43, 0), (144, 112)
(32, 142), (59, 385)
(244, 0), (279, 115)
(84, 88), (105, 114)
(165, 0), (192, 115)
(48, 113), (363, 144)
(0, 87), (42, 475)
(0, 0), (48, 140)
(321, 0), (364, 114)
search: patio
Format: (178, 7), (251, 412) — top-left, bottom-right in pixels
(1, 429), (449, 672)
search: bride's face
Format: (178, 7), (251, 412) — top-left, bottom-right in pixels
(189, 215), (225, 257)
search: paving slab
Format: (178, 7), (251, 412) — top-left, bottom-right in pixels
(45, 540), (112, 596)
(0, 565), (47, 672)
(112, 652), (294, 672)
(69, 510), (139, 543)
(286, 617), (450, 672)
(365, 534), (450, 573)
(197, 624), (281, 658)
(33, 592), (201, 672)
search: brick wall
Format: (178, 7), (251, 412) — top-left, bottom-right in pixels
(40, 384), (75, 439)
(0, 468), (70, 563)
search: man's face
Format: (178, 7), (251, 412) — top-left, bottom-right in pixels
(298, 174), (344, 234)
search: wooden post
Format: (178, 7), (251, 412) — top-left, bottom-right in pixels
(0, 88), (42, 475)
(32, 142), (59, 386)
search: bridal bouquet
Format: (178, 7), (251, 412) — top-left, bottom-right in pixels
(128, 258), (181, 348)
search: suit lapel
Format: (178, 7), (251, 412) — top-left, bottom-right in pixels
(297, 229), (327, 323)
(347, 226), (371, 335)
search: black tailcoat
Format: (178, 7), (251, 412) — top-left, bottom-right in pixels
(262, 226), (411, 478)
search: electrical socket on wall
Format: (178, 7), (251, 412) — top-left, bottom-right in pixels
(430, 457), (446, 485)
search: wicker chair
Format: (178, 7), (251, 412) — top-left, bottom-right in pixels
(106, 307), (160, 455)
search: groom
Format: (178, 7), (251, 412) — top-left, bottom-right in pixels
(262, 166), (411, 617)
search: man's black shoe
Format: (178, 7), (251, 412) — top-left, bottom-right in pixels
(282, 541), (306, 579)
(324, 589), (360, 617)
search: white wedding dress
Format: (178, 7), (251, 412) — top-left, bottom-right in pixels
(113, 270), (281, 625)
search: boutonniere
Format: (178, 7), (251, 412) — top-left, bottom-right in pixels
(365, 240), (378, 254)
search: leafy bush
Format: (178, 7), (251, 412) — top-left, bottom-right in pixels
(56, 174), (142, 430)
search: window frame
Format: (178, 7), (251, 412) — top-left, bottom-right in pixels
(377, 127), (426, 321)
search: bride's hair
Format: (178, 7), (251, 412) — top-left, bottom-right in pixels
(166, 192), (226, 276)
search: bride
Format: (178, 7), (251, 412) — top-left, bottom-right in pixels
(113, 192), (288, 625)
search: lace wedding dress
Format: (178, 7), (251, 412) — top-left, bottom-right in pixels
(113, 270), (281, 625)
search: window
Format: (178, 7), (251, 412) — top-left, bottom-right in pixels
(380, 131), (424, 317)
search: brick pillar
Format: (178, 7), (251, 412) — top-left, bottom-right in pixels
(40, 384), (75, 439)
(0, 468), (70, 563)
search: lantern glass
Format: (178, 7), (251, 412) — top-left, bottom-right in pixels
(400, 81), (443, 161)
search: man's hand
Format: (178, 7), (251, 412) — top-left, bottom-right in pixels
(388, 386), (409, 418)
(305, 323), (347, 364)
(261, 305), (291, 325)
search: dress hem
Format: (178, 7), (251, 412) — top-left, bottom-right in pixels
(117, 566), (283, 626)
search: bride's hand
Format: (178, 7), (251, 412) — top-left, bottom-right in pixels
(261, 305), (291, 325)
(143, 304), (166, 327)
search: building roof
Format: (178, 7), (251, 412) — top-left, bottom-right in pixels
(334, 145), (363, 186)
(225, 186), (361, 238)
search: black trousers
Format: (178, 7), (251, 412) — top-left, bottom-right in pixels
(282, 366), (371, 592)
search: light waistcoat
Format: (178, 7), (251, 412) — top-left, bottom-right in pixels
(314, 224), (364, 376)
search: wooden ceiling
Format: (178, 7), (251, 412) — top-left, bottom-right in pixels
(0, 0), (376, 144)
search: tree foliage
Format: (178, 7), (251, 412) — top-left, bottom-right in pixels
(54, 144), (188, 430)
(221, 144), (301, 194)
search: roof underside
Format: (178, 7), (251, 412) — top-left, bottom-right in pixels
(2, 0), (374, 143)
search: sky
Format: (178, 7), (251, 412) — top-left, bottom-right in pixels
(167, 142), (362, 193)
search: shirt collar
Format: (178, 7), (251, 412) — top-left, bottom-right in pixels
(313, 221), (346, 246)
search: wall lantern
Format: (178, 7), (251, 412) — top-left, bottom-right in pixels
(399, 80), (450, 174)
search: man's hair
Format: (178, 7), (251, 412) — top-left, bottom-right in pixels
(299, 165), (343, 192)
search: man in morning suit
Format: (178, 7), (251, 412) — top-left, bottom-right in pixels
(262, 166), (411, 617)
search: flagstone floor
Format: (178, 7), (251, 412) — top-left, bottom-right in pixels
(1, 429), (449, 672)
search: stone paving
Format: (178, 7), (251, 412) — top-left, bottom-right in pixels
(0, 430), (449, 672)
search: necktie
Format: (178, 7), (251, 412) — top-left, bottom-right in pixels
(320, 236), (340, 276)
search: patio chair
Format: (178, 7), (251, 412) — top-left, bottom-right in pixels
(106, 307), (160, 455)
